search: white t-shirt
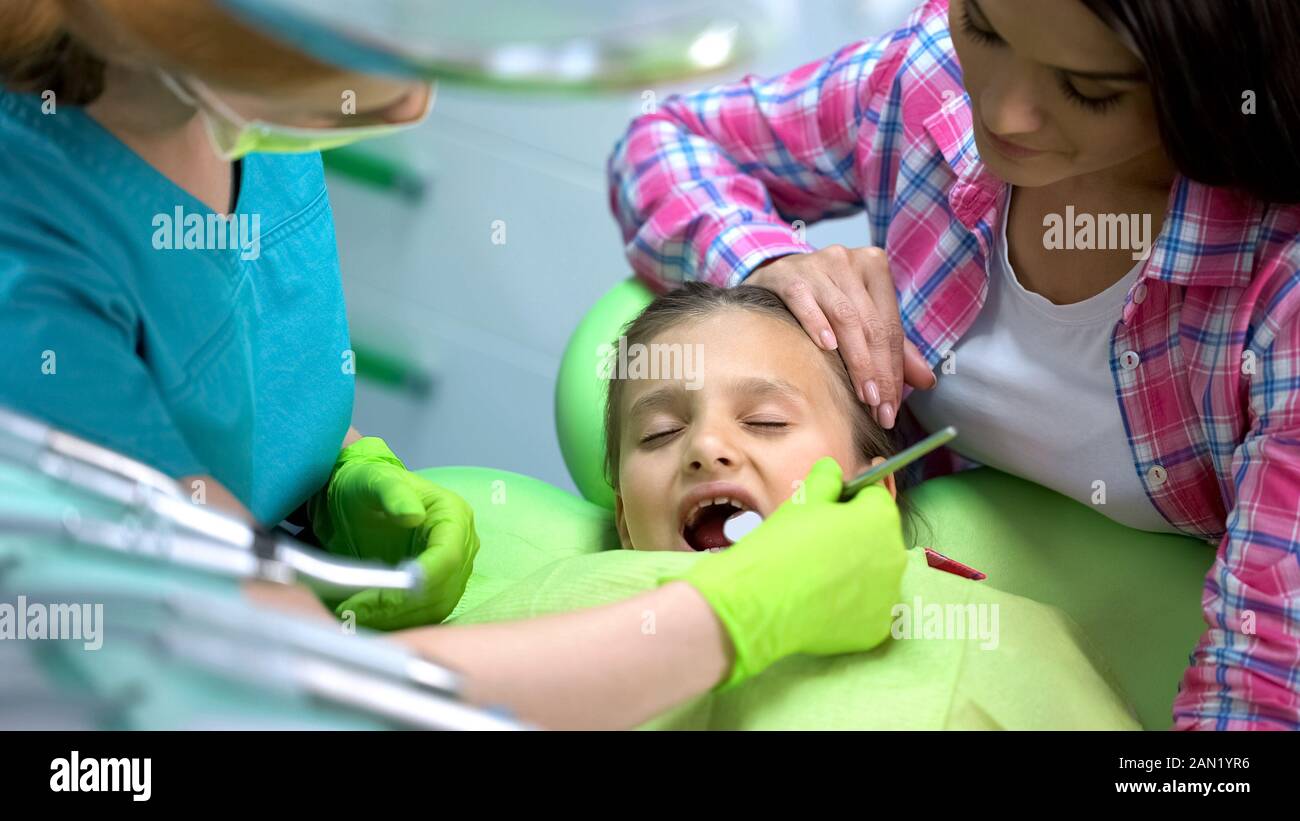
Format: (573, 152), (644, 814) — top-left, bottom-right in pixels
(907, 190), (1181, 534)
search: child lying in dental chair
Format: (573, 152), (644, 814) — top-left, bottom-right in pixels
(603, 281), (919, 554)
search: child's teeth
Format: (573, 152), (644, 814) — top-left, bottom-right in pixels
(686, 494), (755, 530)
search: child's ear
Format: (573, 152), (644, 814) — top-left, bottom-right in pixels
(868, 456), (898, 500)
(614, 494), (632, 549)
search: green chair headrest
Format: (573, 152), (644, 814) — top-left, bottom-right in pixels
(554, 278), (654, 509)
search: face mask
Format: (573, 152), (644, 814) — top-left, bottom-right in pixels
(158, 71), (435, 161)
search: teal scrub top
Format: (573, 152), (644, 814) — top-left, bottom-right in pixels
(0, 88), (354, 525)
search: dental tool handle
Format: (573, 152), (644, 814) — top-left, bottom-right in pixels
(839, 426), (957, 501)
(720, 427), (957, 542)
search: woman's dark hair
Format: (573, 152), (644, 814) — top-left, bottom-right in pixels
(602, 282), (927, 546)
(1081, 0), (1300, 203)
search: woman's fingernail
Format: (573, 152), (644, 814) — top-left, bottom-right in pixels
(864, 380), (881, 406)
(820, 330), (837, 350)
(879, 402), (896, 429)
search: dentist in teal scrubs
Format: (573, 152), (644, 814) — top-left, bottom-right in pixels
(0, 1), (463, 629)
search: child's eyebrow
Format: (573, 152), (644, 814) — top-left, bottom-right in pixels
(626, 385), (684, 421)
(730, 377), (805, 404)
(624, 377), (804, 420)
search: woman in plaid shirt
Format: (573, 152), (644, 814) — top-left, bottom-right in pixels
(609, 0), (1300, 729)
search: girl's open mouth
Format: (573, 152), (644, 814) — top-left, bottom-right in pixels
(681, 494), (755, 552)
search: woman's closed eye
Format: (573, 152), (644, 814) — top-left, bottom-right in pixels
(961, 1), (1129, 115)
(959, 5), (1002, 46)
(1055, 74), (1124, 113)
(743, 418), (790, 433)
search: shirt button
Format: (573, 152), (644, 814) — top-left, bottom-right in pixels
(1133, 282), (1148, 304)
(1147, 465), (1168, 486)
(1120, 350), (1141, 370)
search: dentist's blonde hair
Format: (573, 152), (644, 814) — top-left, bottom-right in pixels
(0, 0), (347, 104)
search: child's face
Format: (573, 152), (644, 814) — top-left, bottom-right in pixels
(614, 309), (895, 552)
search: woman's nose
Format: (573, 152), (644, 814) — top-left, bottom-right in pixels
(980, 70), (1045, 136)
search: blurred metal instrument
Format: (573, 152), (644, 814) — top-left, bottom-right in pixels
(5, 588), (522, 730)
(0, 406), (421, 596)
(0, 408), (526, 730)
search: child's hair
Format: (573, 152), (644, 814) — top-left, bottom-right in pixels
(602, 281), (924, 544)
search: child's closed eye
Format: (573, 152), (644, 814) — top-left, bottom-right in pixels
(743, 419), (790, 432)
(639, 427), (683, 445)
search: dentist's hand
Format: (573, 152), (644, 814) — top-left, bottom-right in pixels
(663, 457), (907, 688)
(747, 245), (936, 429)
(309, 437), (478, 630)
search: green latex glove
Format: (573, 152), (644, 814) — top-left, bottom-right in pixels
(309, 437), (478, 630)
(664, 457), (907, 689)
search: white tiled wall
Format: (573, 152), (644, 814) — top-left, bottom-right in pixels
(330, 0), (918, 490)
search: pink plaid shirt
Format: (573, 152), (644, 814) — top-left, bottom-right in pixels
(608, 0), (1300, 729)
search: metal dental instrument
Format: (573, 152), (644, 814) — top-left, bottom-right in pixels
(0, 406), (422, 594)
(162, 589), (463, 696)
(0, 513), (420, 595)
(840, 426), (958, 500)
(13, 587), (523, 730)
(0, 405), (183, 503)
(721, 510), (762, 544)
(14, 586), (464, 698)
(722, 427), (960, 544)
(153, 624), (527, 730)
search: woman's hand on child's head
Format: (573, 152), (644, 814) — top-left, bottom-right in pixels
(664, 457), (907, 689)
(747, 246), (936, 429)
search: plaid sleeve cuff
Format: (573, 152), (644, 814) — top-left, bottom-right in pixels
(702, 222), (817, 287)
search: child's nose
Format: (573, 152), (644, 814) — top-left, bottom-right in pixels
(681, 425), (741, 474)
